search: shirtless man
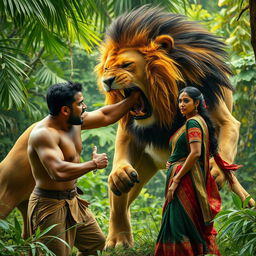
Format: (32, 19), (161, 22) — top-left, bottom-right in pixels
(27, 81), (139, 256)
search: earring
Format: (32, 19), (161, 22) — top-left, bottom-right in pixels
(195, 106), (198, 113)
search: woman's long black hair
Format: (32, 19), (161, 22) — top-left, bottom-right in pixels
(179, 87), (218, 156)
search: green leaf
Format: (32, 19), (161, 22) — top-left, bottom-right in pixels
(0, 219), (10, 230)
(46, 235), (71, 248)
(13, 216), (22, 242)
(232, 193), (243, 209)
(242, 196), (252, 208)
(35, 224), (59, 239)
(29, 243), (37, 256)
(35, 227), (41, 238)
(33, 241), (56, 255)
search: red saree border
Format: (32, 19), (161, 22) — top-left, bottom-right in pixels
(155, 238), (220, 256)
(176, 171), (208, 233)
(155, 240), (197, 256)
(155, 235), (220, 256)
(188, 127), (202, 143)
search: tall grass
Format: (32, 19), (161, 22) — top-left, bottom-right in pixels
(0, 216), (68, 256)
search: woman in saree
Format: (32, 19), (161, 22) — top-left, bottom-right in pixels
(154, 86), (252, 256)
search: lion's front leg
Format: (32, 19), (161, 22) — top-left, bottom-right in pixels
(107, 161), (138, 248)
(107, 158), (159, 248)
(107, 190), (132, 248)
(106, 126), (158, 248)
(106, 125), (140, 249)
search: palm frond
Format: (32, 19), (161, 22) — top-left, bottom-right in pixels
(2, 0), (101, 53)
(68, 19), (101, 53)
(107, 0), (190, 17)
(0, 111), (17, 133)
(0, 43), (28, 109)
(36, 61), (66, 85)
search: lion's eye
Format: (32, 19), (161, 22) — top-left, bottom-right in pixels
(121, 62), (133, 69)
(104, 67), (109, 71)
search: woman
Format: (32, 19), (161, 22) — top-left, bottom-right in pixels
(154, 87), (250, 256)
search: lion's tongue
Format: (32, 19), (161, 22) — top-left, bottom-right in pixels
(130, 109), (145, 116)
(130, 97), (145, 116)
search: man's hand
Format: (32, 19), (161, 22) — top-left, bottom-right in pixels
(92, 146), (108, 169)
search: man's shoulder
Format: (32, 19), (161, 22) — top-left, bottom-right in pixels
(29, 122), (59, 146)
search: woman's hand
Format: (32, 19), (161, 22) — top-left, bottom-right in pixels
(166, 161), (171, 169)
(166, 178), (180, 201)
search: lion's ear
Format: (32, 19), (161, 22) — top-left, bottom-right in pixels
(154, 35), (174, 52)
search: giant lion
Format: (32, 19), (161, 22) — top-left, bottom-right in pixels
(95, 6), (254, 247)
(0, 5), (253, 245)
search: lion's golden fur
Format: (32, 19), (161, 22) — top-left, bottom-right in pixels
(96, 6), (233, 129)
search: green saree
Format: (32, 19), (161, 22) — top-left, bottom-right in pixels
(155, 115), (221, 256)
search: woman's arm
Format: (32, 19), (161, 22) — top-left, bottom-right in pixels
(167, 141), (201, 201)
(173, 142), (201, 182)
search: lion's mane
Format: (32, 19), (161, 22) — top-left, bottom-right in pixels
(96, 6), (233, 148)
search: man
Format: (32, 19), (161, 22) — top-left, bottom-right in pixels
(27, 81), (139, 256)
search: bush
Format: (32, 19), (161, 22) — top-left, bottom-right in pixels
(215, 193), (256, 256)
(0, 216), (69, 256)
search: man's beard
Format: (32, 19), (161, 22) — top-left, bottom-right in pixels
(68, 112), (83, 125)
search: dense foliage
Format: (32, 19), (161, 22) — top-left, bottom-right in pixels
(0, 216), (70, 255)
(215, 194), (256, 256)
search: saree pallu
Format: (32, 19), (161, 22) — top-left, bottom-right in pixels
(155, 116), (221, 256)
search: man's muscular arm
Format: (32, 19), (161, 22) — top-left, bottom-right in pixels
(81, 92), (139, 130)
(28, 128), (107, 181)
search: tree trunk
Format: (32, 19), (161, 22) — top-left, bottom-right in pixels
(249, 0), (256, 61)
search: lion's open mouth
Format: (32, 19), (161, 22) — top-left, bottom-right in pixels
(111, 87), (152, 120)
(126, 88), (152, 120)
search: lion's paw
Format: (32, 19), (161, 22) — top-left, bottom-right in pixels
(108, 163), (139, 196)
(105, 232), (133, 249)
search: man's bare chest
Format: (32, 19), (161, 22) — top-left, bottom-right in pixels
(59, 129), (82, 162)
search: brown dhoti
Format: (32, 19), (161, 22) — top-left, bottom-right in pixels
(27, 187), (105, 256)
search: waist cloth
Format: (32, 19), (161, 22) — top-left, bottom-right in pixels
(33, 187), (78, 200)
(28, 187), (90, 235)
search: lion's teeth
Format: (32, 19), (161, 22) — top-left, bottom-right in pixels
(130, 110), (137, 116)
(120, 90), (125, 97)
(130, 110), (145, 116)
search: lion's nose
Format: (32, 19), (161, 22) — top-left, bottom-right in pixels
(103, 77), (115, 89)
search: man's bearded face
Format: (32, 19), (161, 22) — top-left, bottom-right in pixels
(68, 107), (85, 125)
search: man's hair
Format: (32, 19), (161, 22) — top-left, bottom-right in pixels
(46, 81), (83, 116)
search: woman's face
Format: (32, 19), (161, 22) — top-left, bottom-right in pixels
(178, 92), (198, 117)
